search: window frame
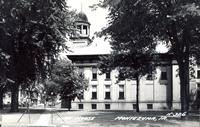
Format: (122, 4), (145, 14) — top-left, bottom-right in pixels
(82, 25), (88, 35)
(105, 92), (111, 100)
(197, 70), (200, 79)
(77, 25), (82, 34)
(105, 104), (111, 109)
(91, 104), (97, 109)
(78, 104), (84, 109)
(105, 72), (111, 80)
(118, 85), (125, 100)
(91, 85), (97, 99)
(133, 104), (137, 109)
(147, 104), (153, 109)
(92, 68), (97, 81)
(91, 92), (97, 99)
(105, 85), (111, 99)
(161, 71), (167, 80)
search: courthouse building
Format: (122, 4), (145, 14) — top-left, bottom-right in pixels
(67, 12), (199, 110)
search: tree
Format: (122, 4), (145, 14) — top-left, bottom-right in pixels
(0, 49), (9, 109)
(96, 0), (157, 112)
(45, 59), (88, 110)
(100, 53), (156, 112)
(97, 0), (200, 113)
(0, 0), (73, 112)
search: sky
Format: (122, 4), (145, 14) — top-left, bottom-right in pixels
(67, 0), (168, 53)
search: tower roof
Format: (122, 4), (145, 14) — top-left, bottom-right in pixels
(76, 12), (89, 24)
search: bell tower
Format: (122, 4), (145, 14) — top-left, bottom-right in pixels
(70, 12), (92, 48)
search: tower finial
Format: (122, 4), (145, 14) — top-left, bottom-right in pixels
(81, 2), (83, 12)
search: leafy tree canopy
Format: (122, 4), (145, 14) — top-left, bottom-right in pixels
(45, 59), (88, 100)
(0, 0), (74, 86)
(97, 0), (200, 112)
(98, 0), (200, 61)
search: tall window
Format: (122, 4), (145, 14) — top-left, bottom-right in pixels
(77, 25), (81, 34)
(133, 104), (137, 109)
(105, 85), (111, 99)
(91, 85), (97, 99)
(161, 71), (167, 80)
(92, 68), (97, 80)
(119, 85), (125, 99)
(78, 104), (83, 109)
(105, 72), (111, 80)
(197, 70), (200, 79)
(105, 104), (110, 109)
(91, 104), (97, 109)
(147, 104), (153, 109)
(82, 25), (88, 35)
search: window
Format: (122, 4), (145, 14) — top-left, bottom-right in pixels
(105, 72), (111, 80)
(119, 85), (125, 99)
(78, 104), (83, 109)
(133, 104), (137, 109)
(197, 70), (200, 79)
(147, 104), (153, 109)
(82, 25), (88, 35)
(161, 71), (167, 80)
(105, 92), (111, 99)
(105, 104), (110, 109)
(91, 85), (97, 99)
(77, 25), (82, 34)
(91, 104), (97, 109)
(105, 85), (111, 99)
(92, 92), (97, 99)
(92, 68), (97, 80)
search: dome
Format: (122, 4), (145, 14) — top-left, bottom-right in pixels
(76, 12), (89, 23)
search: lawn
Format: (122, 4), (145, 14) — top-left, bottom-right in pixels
(0, 108), (199, 127)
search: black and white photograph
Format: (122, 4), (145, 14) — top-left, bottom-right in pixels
(0, 0), (200, 127)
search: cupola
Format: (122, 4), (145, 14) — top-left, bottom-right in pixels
(75, 12), (90, 37)
(70, 12), (92, 47)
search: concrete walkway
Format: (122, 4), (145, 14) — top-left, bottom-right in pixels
(34, 113), (51, 125)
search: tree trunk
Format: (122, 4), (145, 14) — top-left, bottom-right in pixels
(178, 62), (189, 113)
(178, 26), (190, 114)
(10, 84), (19, 112)
(184, 59), (190, 112)
(0, 87), (3, 110)
(136, 74), (140, 112)
(61, 98), (71, 110)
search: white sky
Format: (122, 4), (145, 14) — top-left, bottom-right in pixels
(67, 0), (168, 53)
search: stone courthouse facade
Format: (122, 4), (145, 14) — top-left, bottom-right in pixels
(67, 12), (199, 111)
